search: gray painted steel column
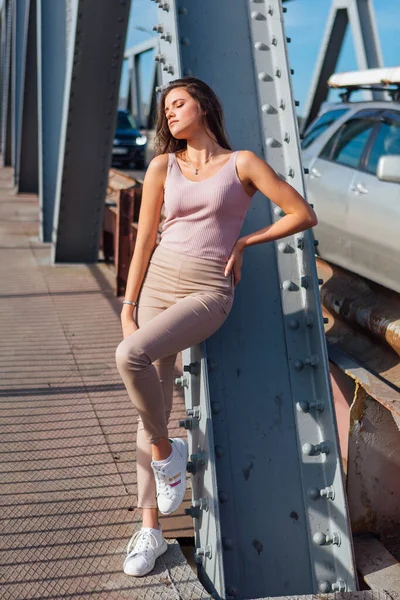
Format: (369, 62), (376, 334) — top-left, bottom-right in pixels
(37, 0), (68, 242)
(18, 0), (38, 193)
(12, 0), (29, 184)
(52, 0), (131, 263)
(303, 0), (383, 130)
(1, 0), (13, 166)
(155, 0), (357, 597)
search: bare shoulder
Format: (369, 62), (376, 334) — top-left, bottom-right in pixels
(236, 150), (269, 169)
(143, 153), (169, 188)
(146, 153), (169, 174)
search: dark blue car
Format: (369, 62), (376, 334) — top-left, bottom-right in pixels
(112, 109), (147, 169)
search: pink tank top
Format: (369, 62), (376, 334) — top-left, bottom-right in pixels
(160, 151), (253, 263)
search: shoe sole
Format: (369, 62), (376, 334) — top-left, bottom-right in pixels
(123, 539), (168, 577)
(158, 438), (188, 516)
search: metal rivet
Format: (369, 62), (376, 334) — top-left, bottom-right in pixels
(318, 581), (331, 593)
(279, 98), (285, 109)
(278, 242), (291, 253)
(301, 276), (309, 289)
(180, 36), (189, 45)
(254, 41), (269, 50)
(266, 137), (280, 148)
(215, 445), (225, 458)
(196, 544), (212, 558)
(272, 36), (277, 45)
(302, 442), (330, 456)
(211, 401), (221, 415)
(219, 491), (229, 503)
(222, 537), (234, 550)
(297, 401), (324, 413)
(304, 355), (319, 367)
(288, 319), (299, 330)
(275, 68), (281, 77)
(288, 167), (295, 177)
(251, 11), (266, 20)
(258, 72), (273, 81)
(294, 359), (304, 370)
(284, 132), (290, 143)
(282, 280), (296, 291)
(332, 579), (347, 592)
(262, 103), (277, 114)
(313, 531), (341, 546)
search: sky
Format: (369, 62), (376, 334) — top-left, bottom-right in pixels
(122, 0), (400, 118)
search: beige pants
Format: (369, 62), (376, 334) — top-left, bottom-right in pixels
(115, 244), (234, 508)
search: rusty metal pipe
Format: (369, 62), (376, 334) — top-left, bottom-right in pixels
(317, 258), (400, 356)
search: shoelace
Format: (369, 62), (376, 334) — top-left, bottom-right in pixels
(126, 529), (158, 558)
(153, 467), (173, 497)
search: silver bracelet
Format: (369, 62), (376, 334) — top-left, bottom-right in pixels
(122, 300), (137, 307)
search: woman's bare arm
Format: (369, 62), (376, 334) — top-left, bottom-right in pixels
(121, 154), (168, 321)
(236, 150), (317, 251)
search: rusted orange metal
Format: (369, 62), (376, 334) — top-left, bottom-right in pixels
(317, 258), (400, 357)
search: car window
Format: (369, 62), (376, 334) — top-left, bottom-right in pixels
(117, 112), (138, 130)
(366, 120), (400, 175)
(320, 119), (376, 169)
(301, 108), (348, 149)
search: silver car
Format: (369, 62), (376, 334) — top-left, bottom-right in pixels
(302, 101), (400, 293)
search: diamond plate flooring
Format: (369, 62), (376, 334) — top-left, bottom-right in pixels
(0, 167), (206, 599)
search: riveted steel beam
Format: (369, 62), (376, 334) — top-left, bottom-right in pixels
(37, 0), (68, 242)
(161, 0), (357, 597)
(0, 0), (13, 166)
(52, 0), (131, 263)
(18, 0), (38, 193)
(303, 0), (383, 130)
(12, 0), (29, 185)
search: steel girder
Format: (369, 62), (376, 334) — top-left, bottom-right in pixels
(153, 0), (357, 597)
(1, 0), (13, 167)
(52, 0), (131, 263)
(11, 0), (28, 186)
(303, 0), (384, 130)
(18, 0), (38, 193)
(37, 0), (68, 242)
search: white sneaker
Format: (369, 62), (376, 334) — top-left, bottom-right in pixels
(123, 525), (168, 576)
(151, 437), (188, 515)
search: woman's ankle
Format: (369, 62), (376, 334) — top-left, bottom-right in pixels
(141, 507), (160, 530)
(152, 437), (172, 461)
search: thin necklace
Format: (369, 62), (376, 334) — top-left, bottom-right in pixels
(185, 150), (216, 175)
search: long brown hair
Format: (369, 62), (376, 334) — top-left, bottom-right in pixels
(153, 77), (233, 156)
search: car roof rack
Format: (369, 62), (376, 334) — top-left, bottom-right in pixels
(328, 67), (400, 103)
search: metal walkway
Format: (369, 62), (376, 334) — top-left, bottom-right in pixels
(0, 166), (205, 599)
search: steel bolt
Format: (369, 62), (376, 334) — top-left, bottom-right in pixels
(185, 505), (200, 518)
(175, 374), (189, 388)
(196, 545), (212, 558)
(313, 531), (341, 546)
(332, 579), (347, 592)
(179, 417), (194, 430)
(278, 242), (292, 253)
(187, 406), (201, 419)
(302, 442), (330, 456)
(183, 361), (199, 375)
(251, 11), (266, 20)
(318, 581), (331, 593)
(283, 280), (297, 291)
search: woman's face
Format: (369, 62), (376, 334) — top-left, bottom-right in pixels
(164, 87), (204, 138)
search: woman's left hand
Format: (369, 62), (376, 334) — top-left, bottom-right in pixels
(224, 243), (244, 288)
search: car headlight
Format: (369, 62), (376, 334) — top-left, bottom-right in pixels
(135, 136), (147, 146)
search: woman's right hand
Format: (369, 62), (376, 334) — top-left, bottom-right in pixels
(121, 305), (138, 339)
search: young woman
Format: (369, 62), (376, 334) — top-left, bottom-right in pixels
(115, 76), (317, 577)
